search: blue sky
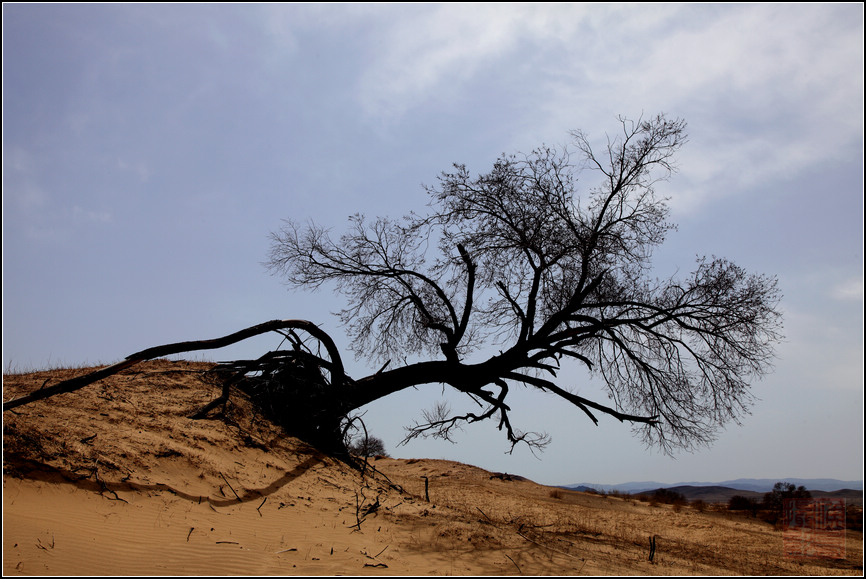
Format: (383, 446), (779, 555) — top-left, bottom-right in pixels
(3, 4), (863, 486)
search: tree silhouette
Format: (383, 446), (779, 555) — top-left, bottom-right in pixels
(3, 114), (783, 459)
(265, 113), (782, 454)
(763, 482), (811, 514)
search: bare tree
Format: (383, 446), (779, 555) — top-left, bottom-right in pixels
(265, 114), (783, 454)
(3, 114), (781, 458)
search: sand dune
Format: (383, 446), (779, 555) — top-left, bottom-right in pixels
(3, 360), (862, 575)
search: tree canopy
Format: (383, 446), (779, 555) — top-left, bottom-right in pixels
(265, 114), (783, 454)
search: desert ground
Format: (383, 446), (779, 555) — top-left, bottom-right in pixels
(3, 360), (863, 575)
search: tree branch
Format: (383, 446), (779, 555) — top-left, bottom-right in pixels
(3, 319), (345, 412)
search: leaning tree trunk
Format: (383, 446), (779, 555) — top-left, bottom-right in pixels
(2, 319), (353, 454)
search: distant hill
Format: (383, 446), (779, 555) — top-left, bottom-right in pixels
(566, 478), (863, 495)
(715, 478), (864, 493)
(564, 482), (863, 506)
(809, 488), (864, 506)
(631, 485), (862, 506)
(658, 485), (763, 504)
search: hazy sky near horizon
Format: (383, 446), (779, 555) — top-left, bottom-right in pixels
(3, 4), (863, 486)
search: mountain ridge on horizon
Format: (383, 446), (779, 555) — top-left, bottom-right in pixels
(564, 477), (863, 494)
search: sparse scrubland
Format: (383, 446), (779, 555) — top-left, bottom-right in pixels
(3, 361), (862, 575)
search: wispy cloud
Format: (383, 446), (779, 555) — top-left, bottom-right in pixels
(4, 147), (48, 213)
(7, 182), (48, 214)
(116, 157), (150, 183)
(832, 277), (864, 302)
(646, 6), (863, 211)
(355, 4), (591, 120)
(72, 205), (113, 224)
(348, 4), (861, 214)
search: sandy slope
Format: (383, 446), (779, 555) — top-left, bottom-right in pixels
(3, 360), (862, 575)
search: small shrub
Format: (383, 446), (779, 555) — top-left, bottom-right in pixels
(549, 488), (564, 500)
(634, 489), (687, 507)
(348, 435), (388, 458)
(728, 495), (760, 516)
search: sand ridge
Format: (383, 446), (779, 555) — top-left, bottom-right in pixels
(3, 360), (863, 575)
